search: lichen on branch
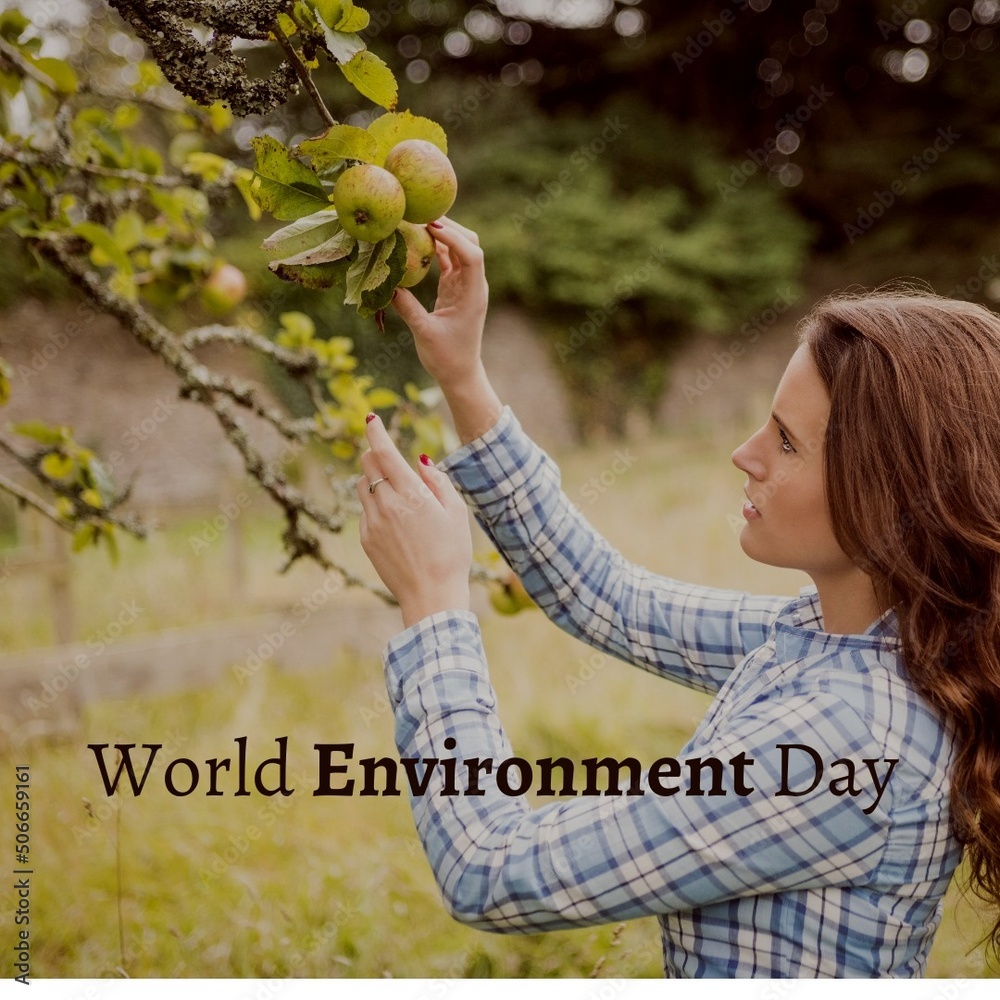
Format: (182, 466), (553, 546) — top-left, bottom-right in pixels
(106, 0), (300, 116)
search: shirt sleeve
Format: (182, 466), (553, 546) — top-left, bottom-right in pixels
(383, 612), (892, 934)
(439, 406), (786, 694)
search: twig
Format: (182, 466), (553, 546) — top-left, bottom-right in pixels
(0, 440), (148, 538)
(0, 141), (186, 190)
(272, 21), (337, 128)
(182, 324), (320, 376)
(26, 236), (399, 599)
(200, 371), (313, 441)
(0, 470), (67, 529)
(210, 397), (342, 533)
(0, 36), (59, 91)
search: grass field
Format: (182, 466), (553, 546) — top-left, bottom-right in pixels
(4, 410), (995, 978)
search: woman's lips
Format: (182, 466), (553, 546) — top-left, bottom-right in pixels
(742, 498), (761, 520)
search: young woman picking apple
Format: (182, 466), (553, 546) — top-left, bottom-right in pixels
(354, 217), (1000, 977)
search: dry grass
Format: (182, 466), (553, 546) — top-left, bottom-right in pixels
(4, 412), (995, 978)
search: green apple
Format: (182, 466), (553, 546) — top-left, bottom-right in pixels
(199, 263), (247, 316)
(489, 581), (519, 615)
(508, 575), (537, 611)
(333, 164), (406, 243)
(488, 573), (537, 615)
(396, 221), (435, 288)
(384, 139), (457, 224)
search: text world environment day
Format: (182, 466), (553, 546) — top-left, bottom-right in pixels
(86, 739), (897, 815)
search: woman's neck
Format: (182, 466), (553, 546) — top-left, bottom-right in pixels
(812, 567), (884, 635)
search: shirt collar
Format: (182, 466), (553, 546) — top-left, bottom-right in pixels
(773, 585), (901, 662)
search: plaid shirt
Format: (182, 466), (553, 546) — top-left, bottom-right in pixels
(382, 406), (962, 977)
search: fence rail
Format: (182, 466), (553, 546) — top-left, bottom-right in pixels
(0, 495), (403, 751)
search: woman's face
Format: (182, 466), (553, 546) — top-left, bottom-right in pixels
(730, 344), (855, 580)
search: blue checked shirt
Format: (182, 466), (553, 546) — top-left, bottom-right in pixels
(382, 406), (963, 977)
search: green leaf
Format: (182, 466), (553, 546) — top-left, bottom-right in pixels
(0, 356), (10, 407)
(314, 1), (367, 65)
(311, 0), (344, 27)
(108, 269), (138, 302)
(234, 168), (263, 222)
(249, 135), (331, 221)
(323, 29), (366, 64)
(136, 60), (163, 92)
(366, 387), (400, 409)
(183, 151), (233, 183)
(72, 524), (99, 553)
(269, 228), (356, 268)
(0, 10), (31, 42)
(278, 312), (316, 344)
(359, 232), (409, 316)
(261, 208), (342, 256)
(80, 487), (104, 509)
(73, 222), (133, 275)
(113, 211), (146, 253)
(367, 111), (448, 165)
(336, 2), (370, 32)
(345, 234), (397, 305)
(29, 56), (78, 94)
(13, 420), (69, 445)
(40, 452), (75, 480)
(101, 523), (120, 565)
(0, 206), (27, 234)
(330, 439), (356, 461)
(298, 124), (379, 169)
(270, 260), (350, 289)
(340, 51), (398, 110)
(134, 144), (164, 176)
(112, 103), (141, 130)
(276, 12), (299, 36)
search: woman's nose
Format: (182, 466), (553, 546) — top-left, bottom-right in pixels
(731, 430), (767, 481)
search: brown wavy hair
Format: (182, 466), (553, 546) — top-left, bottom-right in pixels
(799, 286), (1000, 963)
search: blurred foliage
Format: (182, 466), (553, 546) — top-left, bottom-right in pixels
(3, 0), (1000, 446)
(350, 0), (1000, 250)
(0, 0), (451, 569)
(454, 93), (812, 435)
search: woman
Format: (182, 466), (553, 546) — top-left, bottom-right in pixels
(355, 218), (1000, 977)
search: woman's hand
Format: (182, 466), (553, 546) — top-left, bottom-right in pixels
(357, 413), (472, 629)
(392, 217), (504, 444)
(391, 217), (488, 393)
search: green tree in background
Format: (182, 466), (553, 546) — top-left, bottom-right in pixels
(8, 0), (988, 562)
(0, 0), (815, 558)
(454, 95), (810, 436)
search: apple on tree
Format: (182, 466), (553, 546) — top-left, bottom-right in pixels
(333, 163), (406, 242)
(384, 139), (458, 224)
(256, 113), (460, 316)
(199, 262), (248, 316)
(396, 221), (435, 288)
(489, 571), (538, 615)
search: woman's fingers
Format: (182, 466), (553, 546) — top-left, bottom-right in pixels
(435, 216), (480, 245)
(363, 414), (426, 499)
(427, 220), (484, 271)
(417, 455), (465, 514)
(389, 286), (427, 328)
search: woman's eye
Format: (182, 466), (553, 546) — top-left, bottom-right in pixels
(779, 428), (794, 453)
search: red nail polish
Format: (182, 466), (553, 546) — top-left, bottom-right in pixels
(366, 412), (376, 424)
(420, 453), (433, 466)
(429, 221), (444, 230)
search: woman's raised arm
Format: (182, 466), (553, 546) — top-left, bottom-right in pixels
(391, 218), (504, 444)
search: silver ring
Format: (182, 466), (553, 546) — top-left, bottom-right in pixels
(368, 476), (389, 495)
